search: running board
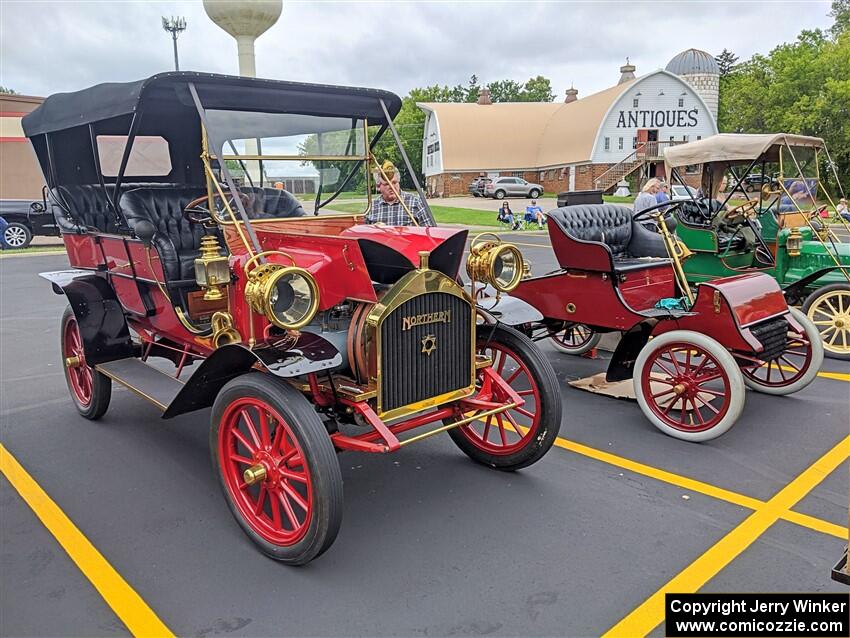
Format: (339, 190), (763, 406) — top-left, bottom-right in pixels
(96, 358), (184, 411)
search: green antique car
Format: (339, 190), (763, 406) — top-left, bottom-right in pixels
(664, 133), (850, 360)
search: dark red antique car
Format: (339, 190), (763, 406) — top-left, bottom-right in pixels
(478, 201), (823, 442)
(23, 72), (561, 564)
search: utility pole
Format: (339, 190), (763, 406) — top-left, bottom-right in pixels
(161, 16), (187, 71)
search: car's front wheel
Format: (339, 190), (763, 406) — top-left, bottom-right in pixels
(211, 372), (343, 565)
(633, 330), (745, 442)
(3, 223), (32, 249)
(448, 325), (560, 471)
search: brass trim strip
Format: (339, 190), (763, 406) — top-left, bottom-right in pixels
(94, 365), (170, 411)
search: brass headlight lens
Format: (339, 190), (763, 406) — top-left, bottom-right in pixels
(466, 235), (525, 292)
(245, 264), (319, 330)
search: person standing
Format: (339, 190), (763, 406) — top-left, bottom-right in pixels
(365, 161), (435, 227)
(526, 200), (545, 229)
(656, 182), (670, 205)
(634, 178), (661, 215)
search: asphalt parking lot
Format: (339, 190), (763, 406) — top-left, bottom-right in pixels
(1, 242), (848, 637)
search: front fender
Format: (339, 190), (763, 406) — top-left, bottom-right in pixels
(163, 332), (342, 419)
(476, 291), (544, 326)
(40, 270), (133, 365)
(782, 266), (848, 303)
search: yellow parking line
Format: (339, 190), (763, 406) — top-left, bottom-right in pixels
(0, 444), (174, 638)
(602, 434), (850, 638)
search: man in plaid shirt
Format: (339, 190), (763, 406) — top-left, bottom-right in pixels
(365, 162), (436, 227)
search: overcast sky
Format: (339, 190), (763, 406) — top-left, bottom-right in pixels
(0, 1), (836, 101)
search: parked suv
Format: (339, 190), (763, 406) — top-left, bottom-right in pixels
(741, 173), (778, 192)
(0, 194), (59, 248)
(468, 177), (492, 197)
(484, 177), (543, 199)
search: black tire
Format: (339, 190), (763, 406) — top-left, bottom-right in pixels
(494, 190), (506, 200)
(4, 222), (32, 249)
(529, 189), (541, 199)
(448, 324), (561, 471)
(802, 283), (850, 361)
(60, 306), (111, 420)
(210, 372), (343, 565)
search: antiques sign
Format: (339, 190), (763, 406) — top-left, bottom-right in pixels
(616, 109), (699, 128)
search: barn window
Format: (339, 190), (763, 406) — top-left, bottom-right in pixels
(618, 137), (623, 150)
(632, 137), (637, 149)
(604, 137), (610, 151)
(697, 135), (702, 141)
(683, 135), (689, 142)
(678, 97), (684, 108)
(633, 98), (639, 108)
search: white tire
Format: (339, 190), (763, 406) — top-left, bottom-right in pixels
(633, 330), (745, 442)
(741, 307), (823, 395)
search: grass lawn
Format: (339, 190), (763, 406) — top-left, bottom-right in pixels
(326, 202), (501, 227)
(0, 245), (66, 255)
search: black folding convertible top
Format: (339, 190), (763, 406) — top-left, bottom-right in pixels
(22, 71), (403, 137)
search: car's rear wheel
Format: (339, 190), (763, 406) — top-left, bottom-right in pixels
(529, 189), (541, 199)
(211, 373), (343, 565)
(633, 330), (744, 442)
(740, 308), (823, 395)
(494, 190), (506, 200)
(802, 284), (850, 360)
(550, 324), (601, 355)
(3, 223), (32, 249)
(60, 306), (111, 420)
(448, 325), (560, 470)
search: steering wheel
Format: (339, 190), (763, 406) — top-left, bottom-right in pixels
(183, 190), (250, 224)
(632, 200), (682, 229)
(721, 200), (759, 225)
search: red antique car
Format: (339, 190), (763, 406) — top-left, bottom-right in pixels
(23, 73), (561, 564)
(478, 201), (823, 442)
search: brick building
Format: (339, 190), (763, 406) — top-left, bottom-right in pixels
(418, 50), (720, 196)
(1, 93), (46, 199)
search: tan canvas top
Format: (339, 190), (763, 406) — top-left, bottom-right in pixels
(418, 77), (637, 171)
(664, 133), (825, 168)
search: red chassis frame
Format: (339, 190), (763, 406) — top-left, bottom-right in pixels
(58, 220), (526, 453)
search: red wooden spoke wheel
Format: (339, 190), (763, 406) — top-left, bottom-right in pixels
(448, 325), (560, 470)
(60, 306), (110, 420)
(550, 323), (601, 355)
(211, 373), (342, 564)
(740, 308), (823, 395)
(218, 397), (314, 546)
(634, 330), (744, 442)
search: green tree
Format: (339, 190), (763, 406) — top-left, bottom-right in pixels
(715, 49), (739, 76)
(718, 28), (850, 194)
(521, 75), (555, 102)
(0, 86), (17, 94)
(830, 0), (850, 36)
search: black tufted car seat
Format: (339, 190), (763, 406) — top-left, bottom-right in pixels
(49, 183), (186, 235)
(119, 186), (209, 281)
(547, 204), (670, 272)
(241, 187), (307, 219)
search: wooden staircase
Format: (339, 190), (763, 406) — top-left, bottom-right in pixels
(594, 140), (685, 192)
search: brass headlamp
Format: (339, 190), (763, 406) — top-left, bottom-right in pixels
(244, 263), (319, 330)
(194, 235), (231, 301)
(466, 233), (526, 292)
(786, 227), (803, 257)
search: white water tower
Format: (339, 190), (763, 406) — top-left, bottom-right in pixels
(203, 0), (282, 77)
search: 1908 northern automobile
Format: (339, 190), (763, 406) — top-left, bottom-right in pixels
(23, 72), (560, 564)
(478, 197), (823, 442)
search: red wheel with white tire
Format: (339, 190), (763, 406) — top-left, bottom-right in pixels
(448, 325), (560, 470)
(550, 324), (601, 355)
(633, 330), (745, 442)
(60, 305), (111, 420)
(211, 373), (343, 565)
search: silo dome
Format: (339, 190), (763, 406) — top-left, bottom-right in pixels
(665, 49), (720, 76)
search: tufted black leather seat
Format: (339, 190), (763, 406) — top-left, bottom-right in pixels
(119, 186), (209, 281)
(241, 187), (307, 219)
(547, 204), (670, 272)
